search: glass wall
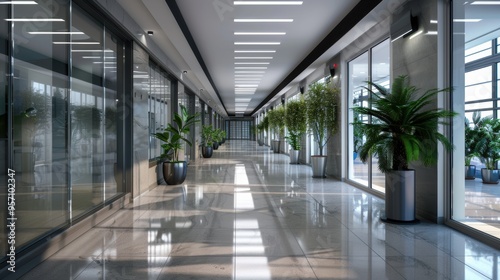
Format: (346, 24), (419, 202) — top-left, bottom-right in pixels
(0, 0), (127, 261)
(0, 2), (8, 257)
(148, 62), (171, 160)
(452, 1), (500, 241)
(347, 39), (390, 192)
(11, 0), (70, 249)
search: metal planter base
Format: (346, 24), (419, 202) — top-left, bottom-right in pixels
(382, 170), (419, 223)
(162, 161), (187, 185)
(271, 140), (280, 153)
(481, 168), (499, 184)
(465, 165), (476, 180)
(311, 156), (326, 178)
(289, 149), (299, 164)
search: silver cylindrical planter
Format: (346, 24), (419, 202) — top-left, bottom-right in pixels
(271, 140), (280, 153)
(385, 170), (416, 222)
(481, 168), (499, 184)
(465, 165), (476, 180)
(311, 156), (326, 178)
(289, 149), (299, 164)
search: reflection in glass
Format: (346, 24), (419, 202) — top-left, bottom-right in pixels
(348, 52), (369, 186)
(453, 0), (500, 242)
(0, 4), (8, 257)
(370, 40), (390, 192)
(71, 5), (105, 218)
(11, 0), (69, 248)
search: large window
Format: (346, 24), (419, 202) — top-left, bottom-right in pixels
(452, 0), (500, 242)
(347, 39), (390, 192)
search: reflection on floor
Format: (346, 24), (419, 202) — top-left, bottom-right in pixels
(21, 140), (500, 279)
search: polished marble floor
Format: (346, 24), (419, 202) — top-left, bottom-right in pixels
(20, 140), (500, 279)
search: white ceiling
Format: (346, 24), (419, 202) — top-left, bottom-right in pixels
(116, 0), (392, 117)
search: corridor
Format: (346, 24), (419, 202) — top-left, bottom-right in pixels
(21, 140), (500, 279)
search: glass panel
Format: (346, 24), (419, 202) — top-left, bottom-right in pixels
(11, 0), (69, 248)
(370, 39), (390, 192)
(103, 29), (124, 201)
(452, 0), (500, 241)
(0, 4), (8, 257)
(71, 5), (104, 218)
(348, 52), (369, 186)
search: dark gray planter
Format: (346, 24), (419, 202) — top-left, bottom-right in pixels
(465, 165), (476, 180)
(481, 168), (499, 184)
(213, 142), (219, 150)
(311, 155), (326, 178)
(289, 149), (299, 164)
(271, 140), (280, 153)
(384, 170), (417, 223)
(162, 161), (187, 185)
(202, 146), (213, 158)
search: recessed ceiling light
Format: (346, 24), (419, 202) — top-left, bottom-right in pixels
(235, 78), (260, 81)
(235, 42), (280, 45)
(29, 31), (85, 35)
(235, 50), (276, 53)
(430, 20), (438, 24)
(53, 41), (100, 44)
(235, 74), (263, 77)
(471, 1), (500, 4)
(0, 1), (37, 4)
(453, 19), (482, 22)
(236, 98), (252, 102)
(234, 32), (286, 35)
(234, 19), (293, 23)
(427, 31), (438, 35)
(235, 71), (266, 73)
(235, 67), (267, 69)
(235, 92), (254, 95)
(235, 57), (273, 59)
(234, 1), (303, 5)
(71, 49), (113, 52)
(235, 88), (257, 91)
(5, 18), (64, 21)
(235, 62), (270, 65)
(236, 84), (259, 87)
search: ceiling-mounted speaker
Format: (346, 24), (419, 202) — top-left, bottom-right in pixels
(390, 10), (418, 42)
(329, 63), (337, 77)
(299, 86), (305, 94)
(281, 96), (285, 105)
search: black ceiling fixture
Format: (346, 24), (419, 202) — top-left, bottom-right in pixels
(165, 0), (228, 116)
(251, 0), (383, 115)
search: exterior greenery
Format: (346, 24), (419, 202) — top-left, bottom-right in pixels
(267, 106), (286, 139)
(153, 104), (199, 162)
(305, 81), (339, 156)
(285, 98), (307, 150)
(465, 111), (481, 166)
(352, 75), (456, 173)
(474, 114), (500, 170)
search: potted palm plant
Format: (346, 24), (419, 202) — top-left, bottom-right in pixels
(153, 104), (199, 185)
(267, 107), (286, 153)
(305, 81), (339, 177)
(256, 122), (265, 146)
(474, 115), (500, 184)
(352, 75), (456, 223)
(201, 125), (215, 158)
(465, 111), (481, 179)
(285, 98), (307, 164)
